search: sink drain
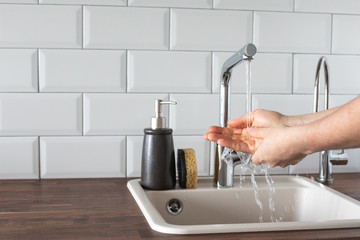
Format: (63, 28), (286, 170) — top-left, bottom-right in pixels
(166, 199), (183, 215)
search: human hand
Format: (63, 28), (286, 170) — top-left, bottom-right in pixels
(203, 125), (253, 153)
(203, 109), (287, 153)
(243, 126), (308, 168)
(203, 109), (307, 168)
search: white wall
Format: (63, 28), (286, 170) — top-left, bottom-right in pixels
(0, 0), (359, 179)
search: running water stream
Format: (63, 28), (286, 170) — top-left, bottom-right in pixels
(221, 60), (281, 223)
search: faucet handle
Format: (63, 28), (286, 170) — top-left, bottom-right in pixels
(329, 150), (348, 165)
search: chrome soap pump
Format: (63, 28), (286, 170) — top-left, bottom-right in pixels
(140, 99), (177, 190)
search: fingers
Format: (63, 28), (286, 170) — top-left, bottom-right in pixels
(207, 126), (225, 134)
(204, 132), (224, 143)
(217, 138), (252, 153)
(203, 126), (228, 141)
(242, 127), (270, 139)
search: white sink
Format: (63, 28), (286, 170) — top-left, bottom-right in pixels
(127, 176), (360, 234)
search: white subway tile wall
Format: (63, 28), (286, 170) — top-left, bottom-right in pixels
(39, 49), (126, 92)
(170, 9), (252, 51)
(0, 49), (38, 92)
(0, 5), (82, 48)
(84, 93), (168, 135)
(0, 137), (39, 179)
(128, 51), (211, 93)
(294, 54), (360, 94)
(0, 93), (82, 136)
(213, 53), (292, 93)
(0, 0), (359, 179)
(40, 136), (126, 178)
(332, 15), (360, 54)
(40, 0), (127, 5)
(84, 7), (169, 49)
(254, 12), (331, 53)
(129, 0), (212, 8)
(295, 0), (360, 14)
(214, 0), (294, 11)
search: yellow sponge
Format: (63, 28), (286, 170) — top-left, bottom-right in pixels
(177, 148), (198, 189)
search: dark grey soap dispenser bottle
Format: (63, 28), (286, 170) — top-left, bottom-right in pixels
(140, 99), (177, 190)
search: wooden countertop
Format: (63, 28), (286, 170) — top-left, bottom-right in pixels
(1, 174), (360, 240)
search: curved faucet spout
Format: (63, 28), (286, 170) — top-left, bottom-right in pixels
(221, 43), (257, 80)
(213, 43), (257, 188)
(220, 43), (257, 129)
(314, 57), (348, 184)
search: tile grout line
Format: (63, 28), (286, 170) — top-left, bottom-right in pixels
(124, 136), (128, 178)
(37, 49), (40, 93)
(82, 5), (84, 50)
(82, 93), (84, 136)
(125, 50), (128, 93)
(330, 13), (334, 55)
(168, 8), (172, 51)
(291, 53), (294, 94)
(38, 136), (41, 179)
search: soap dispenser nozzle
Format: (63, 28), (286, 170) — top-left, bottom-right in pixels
(151, 99), (177, 129)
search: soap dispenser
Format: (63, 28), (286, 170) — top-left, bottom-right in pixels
(140, 99), (177, 190)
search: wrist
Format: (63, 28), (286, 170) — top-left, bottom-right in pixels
(295, 124), (317, 155)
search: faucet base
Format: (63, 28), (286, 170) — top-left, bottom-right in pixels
(317, 177), (334, 184)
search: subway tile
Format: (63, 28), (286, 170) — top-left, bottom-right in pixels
(169, 94), (247, 136)
(332, 149), (360, 173)
(293, 54), (326, 94)
(40, 136), (125, 178)
(253, 94), (313, 116)
(0, 93), (82, 136)
(169, 94), (219, 135)
(128, 51), (211, 93)
(295, 0), (360, 14)
(129, 0), (212, 8)
(289, 153), (320, 174)
(84, 6), (169, 50)
(254, 12), (331, 53)
(0, 5), (81, 48)
(0, 0), (37, 3)
(330, 95), (358, 108)
(127, 135), (211, 177)
(231, 94), (247, 120)
(127, 136), (143, 178)
(332, 15), (360, 54)
(0, 137), (39, 179)
(294, 54), (360, 94)
(214, 0), (293, 11)
(213, 52), (292, 93)
(171, 9), (252, 51)
(0, 49), (38, 92)
(84, 93), (168, 135)
(40, 0), (126, 5)
(39, 49), (126, 92)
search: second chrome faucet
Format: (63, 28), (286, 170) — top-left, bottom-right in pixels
(314, 57), (348, 184)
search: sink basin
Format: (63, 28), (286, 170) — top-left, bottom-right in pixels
(127, 176), (360, 234)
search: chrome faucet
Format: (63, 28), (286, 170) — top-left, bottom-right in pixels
(213, 43), (257, 188)
(314, 56), (348, 184)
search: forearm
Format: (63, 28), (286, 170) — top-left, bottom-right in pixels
(298, 96), (360, 154)
(283, 106), (341, 127)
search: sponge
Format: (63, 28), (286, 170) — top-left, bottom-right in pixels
(177, 148), (198, 189)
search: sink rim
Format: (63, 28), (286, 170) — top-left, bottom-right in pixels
(127, 176), (360, 235)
